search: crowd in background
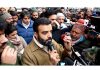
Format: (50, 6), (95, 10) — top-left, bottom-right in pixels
(0, 7), (100, 65)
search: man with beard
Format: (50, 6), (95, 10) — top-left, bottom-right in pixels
(31, 10), (39, 22)
(22, 17), (72, 65)
(43, 8), (62, 44)
(10, 11), (19, 26)
(0, 12), (13, 24)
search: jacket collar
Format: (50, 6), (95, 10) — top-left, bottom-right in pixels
(29, 37), (47, 52)
(33, 36), (44, 48)
(22, 21), (30, 29)
(17, 19), (34, 28)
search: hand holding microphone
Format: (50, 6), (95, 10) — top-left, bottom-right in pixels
(45, 39), (60, 65)
(49, 50), (60, 65)
(61, 32), (72, 50)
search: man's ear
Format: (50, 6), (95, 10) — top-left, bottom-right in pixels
(34, 32), (38, 38)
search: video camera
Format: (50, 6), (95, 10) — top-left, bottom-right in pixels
(90, 16), (100, 32)
(85, 16), (100, 38)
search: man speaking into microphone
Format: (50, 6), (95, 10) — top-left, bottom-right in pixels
(22, 17), (72, 65)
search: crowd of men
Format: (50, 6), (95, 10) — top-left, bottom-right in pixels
(0, 7), (100, 65)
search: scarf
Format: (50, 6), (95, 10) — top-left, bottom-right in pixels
(9, 35), (21, 46)
(72, 35), (85, 46)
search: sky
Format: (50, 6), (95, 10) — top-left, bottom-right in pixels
(0, 0), (100, 8)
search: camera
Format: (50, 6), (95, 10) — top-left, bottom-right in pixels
(90, 16), (100, 32)
(84, 16), (100, 38)
(85, 23), (100, 39)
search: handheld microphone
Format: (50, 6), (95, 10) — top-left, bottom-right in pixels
(48, 43), (54, 51)
(46, 40), (54, 51)
(72, 49), (87, 65)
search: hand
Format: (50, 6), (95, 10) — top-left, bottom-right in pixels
(97, 34), (100, 38)
(49, 50), (60, 65)
(1, 46), (17, 64)
(52, 20), (60, 29)
(62, 35), (72, 51)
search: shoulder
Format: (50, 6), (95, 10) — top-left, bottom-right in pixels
(22, 40), (38, 65)
(24, 40), (38, 53)
(30, 20), (34, 25)
(52, 39), (64, 52)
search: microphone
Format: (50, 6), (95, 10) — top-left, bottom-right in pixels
(48, 43), (54, 51)
(46, 40), (54, 51)
(72, 49), (87, 65)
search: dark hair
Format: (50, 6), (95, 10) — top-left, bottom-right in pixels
(22, 8), (29, 12)
(40, 8), (56, 18)
(10, 11), (18, 16)
(33, 17), (51, 32)
(60, 7), (65, 9)
(8, 7), (17, 13)
(5, 24), (17, 35)
(0, 21), (7, 31)
(20, 11), (30, 19)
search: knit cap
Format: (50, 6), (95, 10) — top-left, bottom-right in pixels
(31, 7), (37, 12)
(57, 13), (65, 18)
(0, 12), (12, 22)
(77, 19), (84, 24)
(72, 24), (86, 32)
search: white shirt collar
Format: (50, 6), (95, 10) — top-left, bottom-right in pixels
(22, 22), (30, 29)
(33, 36), (44, 48)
